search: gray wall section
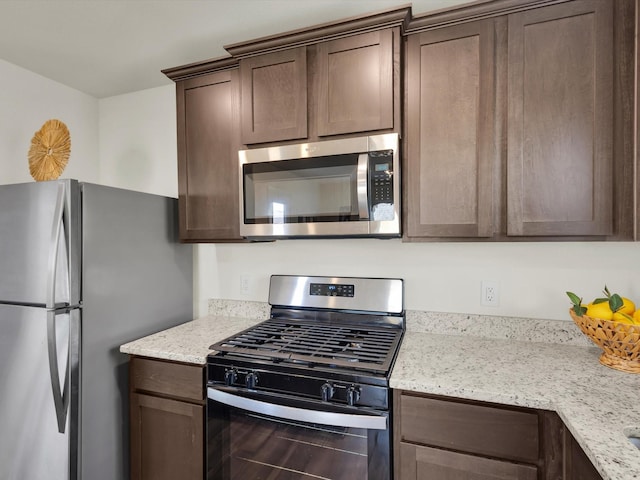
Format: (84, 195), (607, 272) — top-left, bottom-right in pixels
(80, 183), (193, 480)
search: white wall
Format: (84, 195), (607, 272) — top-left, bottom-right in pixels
(98, 85), (178, 198)
(0, 59), (99, 185)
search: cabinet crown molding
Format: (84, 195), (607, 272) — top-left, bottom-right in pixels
(224, 4), (411, 58)
(406, 0), (576, 33)
(162, 56), (239, 82)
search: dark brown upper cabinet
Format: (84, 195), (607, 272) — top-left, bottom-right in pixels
(404, 0), (635, 241)
(506, 0), (614, 237)
(165, 61), (244, 243)
(226, 6), (407, 146)
(316, 29), (394, 137)
(238, 28), (398, 145)
(239, 47), (307, 144)
(405, 19), (496, 239)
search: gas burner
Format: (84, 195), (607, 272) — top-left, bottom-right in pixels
(211, 318), (402, 374)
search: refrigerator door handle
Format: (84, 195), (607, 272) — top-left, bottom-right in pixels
(47, 182), (66, 310)
(47, 310), (70, 433)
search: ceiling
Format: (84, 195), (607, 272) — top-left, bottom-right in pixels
(0, 0), (467, 99)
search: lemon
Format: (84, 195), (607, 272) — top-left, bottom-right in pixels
(586, 302), (613, 321)
(612, 312), (635, 324)
(618, 297), (636, 315)
(633, 310), (640, 324)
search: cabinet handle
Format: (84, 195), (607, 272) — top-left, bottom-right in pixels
(357, 153), (369, 219)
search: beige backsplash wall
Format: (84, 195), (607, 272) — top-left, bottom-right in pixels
(198, 240), (640, 322)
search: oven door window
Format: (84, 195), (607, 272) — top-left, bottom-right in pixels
(208, 395), (390, 479)
(243, 154), (363, 224)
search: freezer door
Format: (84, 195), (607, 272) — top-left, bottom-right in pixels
(0, 304), (79, 480)
(0, 179), (81, 307)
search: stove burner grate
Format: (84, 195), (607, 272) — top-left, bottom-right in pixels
(210, 319), (402, 374)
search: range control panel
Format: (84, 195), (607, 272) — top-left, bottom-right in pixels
(310, 283), (355, 297)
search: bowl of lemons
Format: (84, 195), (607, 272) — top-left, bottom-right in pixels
(567, 286), (640, 373)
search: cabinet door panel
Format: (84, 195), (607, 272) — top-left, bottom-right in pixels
(317, 29), (394, 136)
(399, 394), (539, 463)
(240, 47), (307, 143)
(177, 70), (243, 241)
(130, 393), (203, 480)
(400, 443), (538, 480)
(507, 0), (613, 236)
(405, 20), (495, 238)
(130, 356), (203, 402)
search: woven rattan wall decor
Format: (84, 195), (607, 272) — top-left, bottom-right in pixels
(28, 119), (71, 181)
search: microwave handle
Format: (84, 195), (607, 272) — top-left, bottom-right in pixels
(357, 153), (369, 219)
(208, 387), (387, 430)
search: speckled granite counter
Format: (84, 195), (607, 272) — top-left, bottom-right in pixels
(119, 315), (262, 364)
(120, 304), (640, 480)
(390, 332), (640, 480)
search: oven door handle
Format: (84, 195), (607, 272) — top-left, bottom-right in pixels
(208, 387), (387, 430)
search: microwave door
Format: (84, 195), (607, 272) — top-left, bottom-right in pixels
(242, 154), (364, 228)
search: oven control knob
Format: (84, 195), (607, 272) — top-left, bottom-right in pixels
(346, 385), (361, 406)
(321, 382), (334, 402)
(224, 368), (237, 386)
(246, 372), (259, 390)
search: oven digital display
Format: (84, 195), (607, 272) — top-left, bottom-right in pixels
(310, 283), (354, 297)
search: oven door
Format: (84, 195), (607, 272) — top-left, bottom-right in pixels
(207, 386), (391, 480)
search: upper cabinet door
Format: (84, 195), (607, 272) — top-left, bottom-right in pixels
(405, 20), (496, 238)
(177, 70), (243, 242)
(240, 47), (307, 144)
(507, 0), (613, 236)
(316, 29), (395, 137)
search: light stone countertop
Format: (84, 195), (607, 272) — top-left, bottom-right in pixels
(119, 315), (262, 364)
(120, 304), (640, 480)
(390, 332), (640, 480)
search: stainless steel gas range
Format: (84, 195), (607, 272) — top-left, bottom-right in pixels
(206, 275), (405, 480)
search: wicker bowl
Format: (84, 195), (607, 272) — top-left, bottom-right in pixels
(569, 309), (640, 373)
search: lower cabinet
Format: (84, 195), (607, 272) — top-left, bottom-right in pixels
(129, 356), (205, 480)
(399, 443), (537, 480)
(564, 428), (603, 480)
(394, 390), (602, 480)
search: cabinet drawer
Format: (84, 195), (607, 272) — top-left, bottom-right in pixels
(130, 357), (204, 402)
(399, 393), (539, 463)
(400, 442), (538, 480)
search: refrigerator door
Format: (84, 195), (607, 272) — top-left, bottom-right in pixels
(80, 183), (193, 480)
(0, 180), (81, 307)
(0, 303), (79, 480)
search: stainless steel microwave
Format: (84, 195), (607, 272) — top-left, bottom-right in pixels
(239, 133), (400, 239)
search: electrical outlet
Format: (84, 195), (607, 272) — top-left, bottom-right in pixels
(481, 280), (500, 306)
(240, 275), (250, 295)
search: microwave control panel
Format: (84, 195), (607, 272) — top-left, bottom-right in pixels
(369, 150), (394, 208)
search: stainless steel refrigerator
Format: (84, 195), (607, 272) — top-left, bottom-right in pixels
(0, 179), (193, 480)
